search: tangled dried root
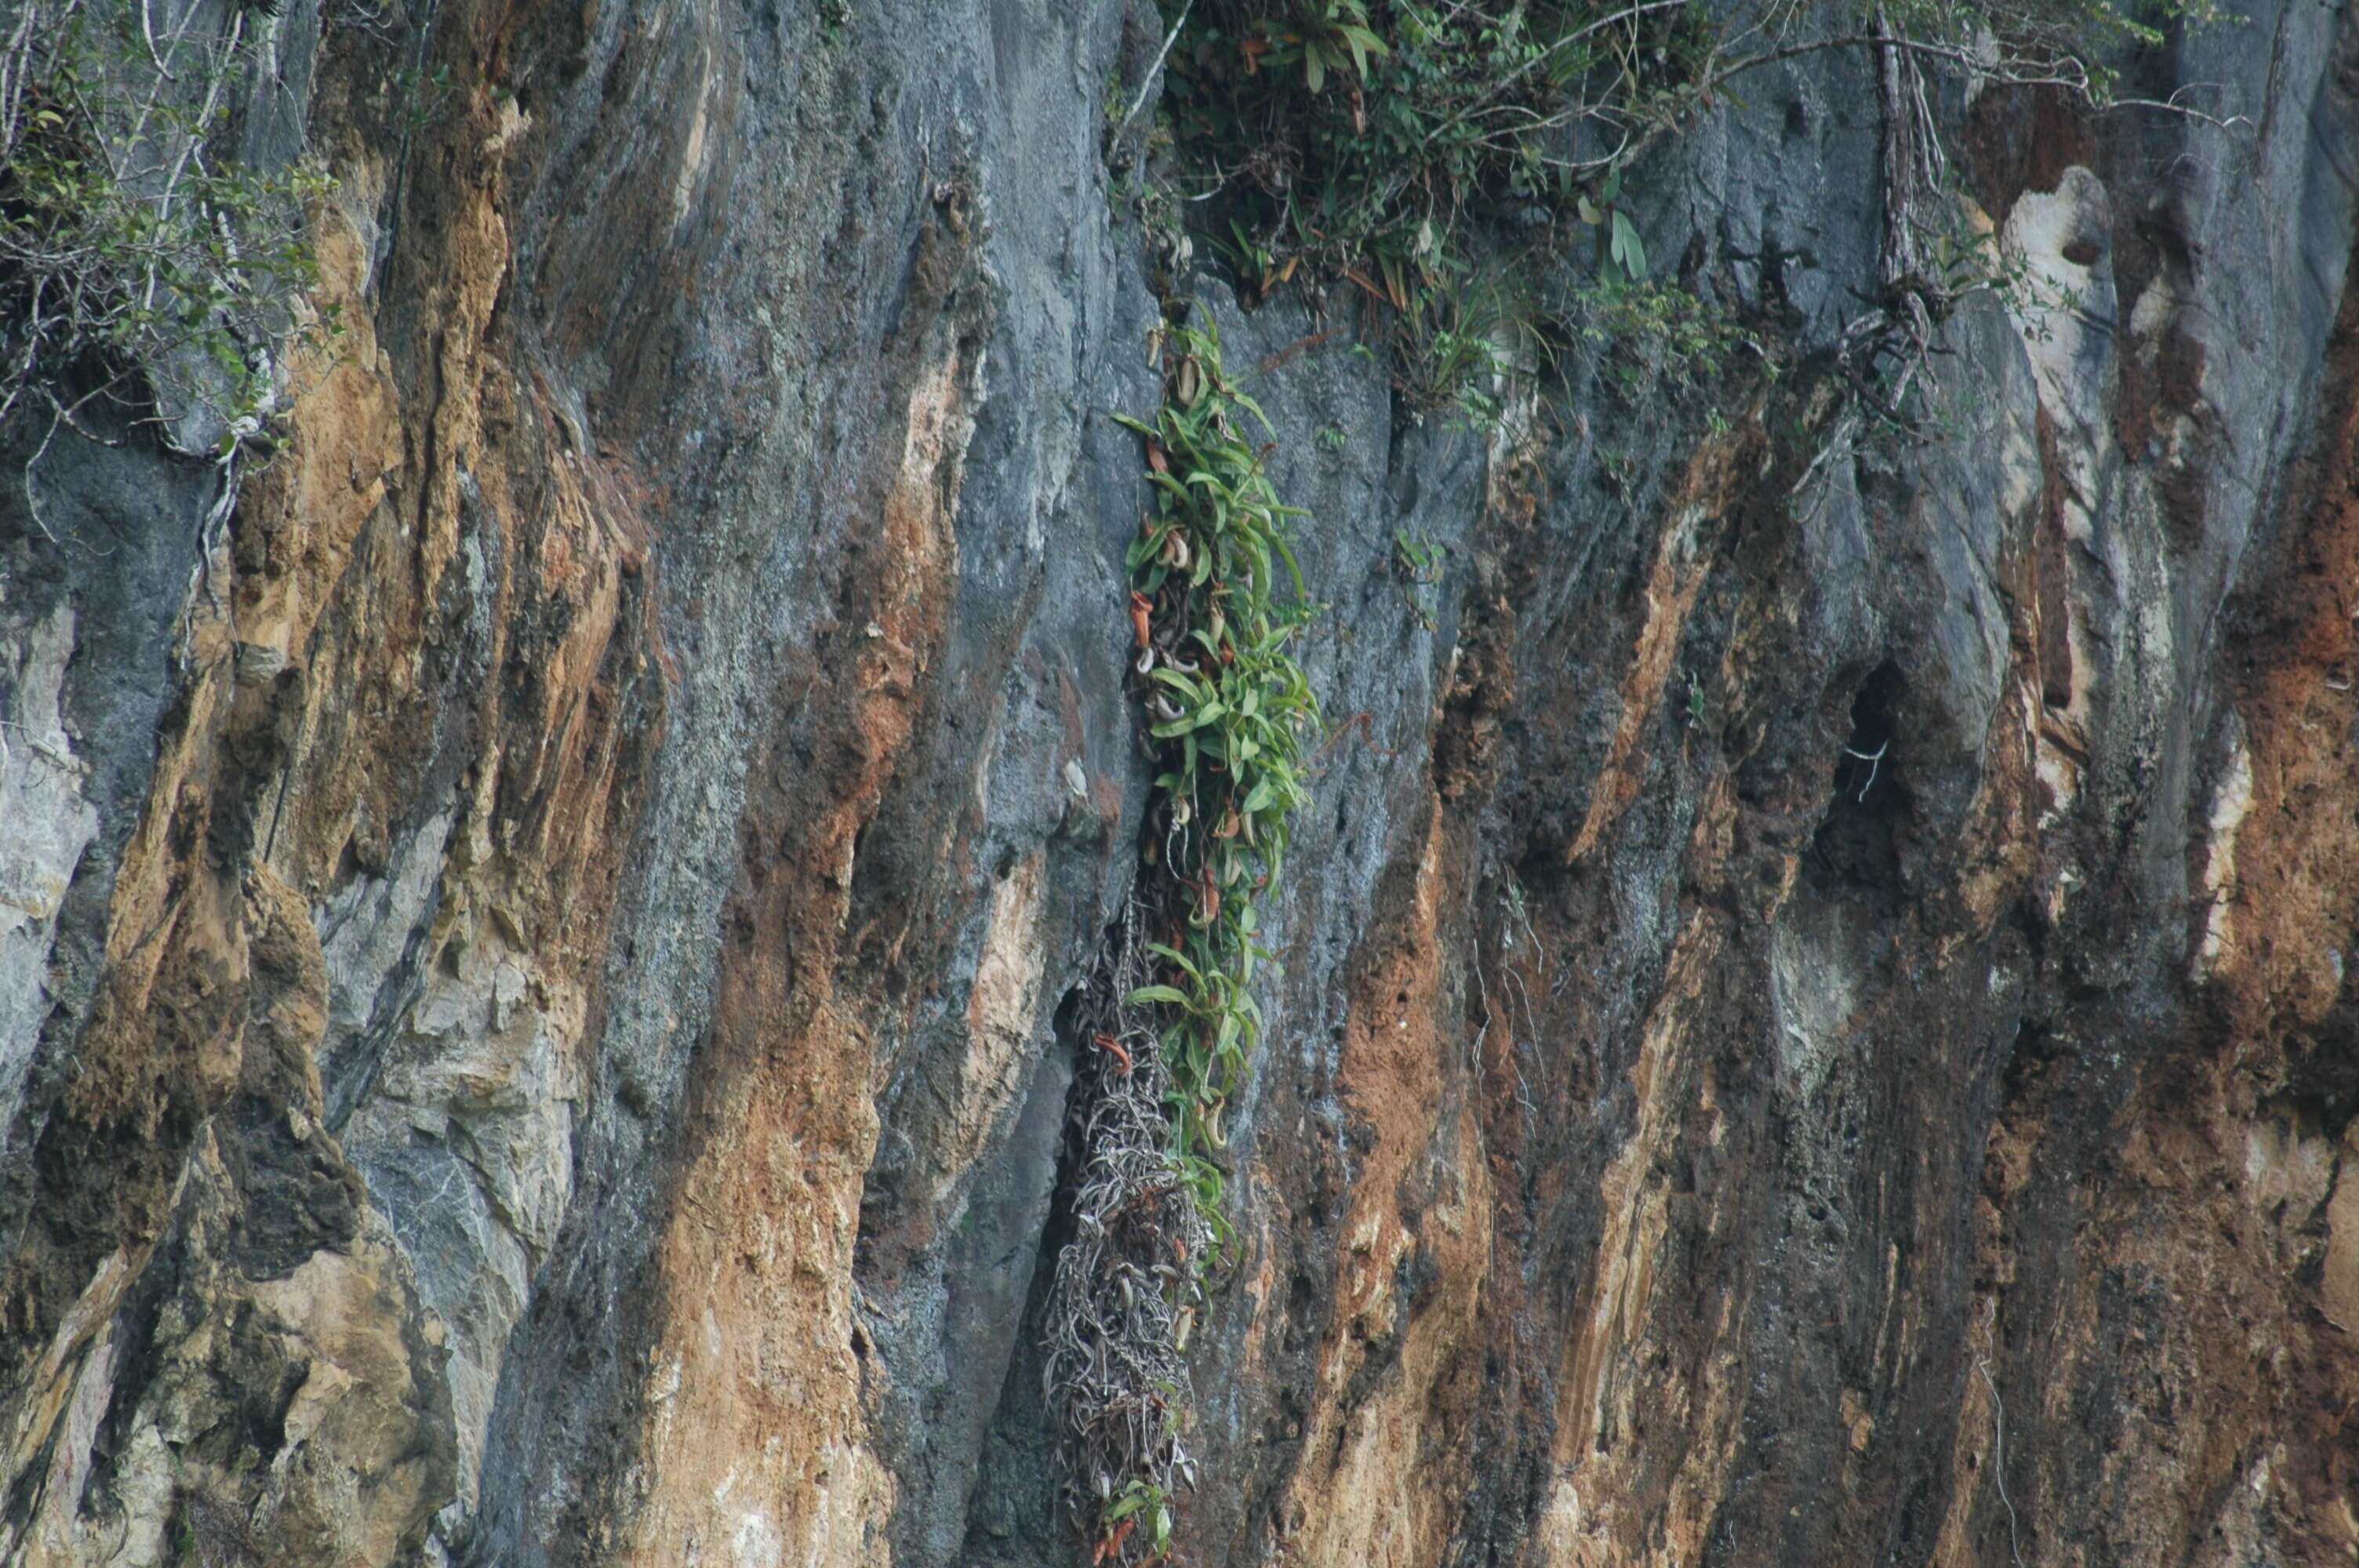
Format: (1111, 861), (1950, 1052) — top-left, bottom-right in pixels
(1044, 903), (1214, 1564)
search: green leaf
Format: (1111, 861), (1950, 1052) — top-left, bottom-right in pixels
(1272, 535), (1307, 600)
(1612, 211), (1647, 280)
(1129, 984), (1194, 1007)
(1343, 28), (1371, 77)
(1147, 941), (1203, 980)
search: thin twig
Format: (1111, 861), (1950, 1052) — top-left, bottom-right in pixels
(1976, 1359), (2026, 1568)
(20, 401), (63, 543)
(1842, 739), (1888, 802)
(1114, 0), (1193, 143)
(2106, 88), (2252, 136)
(138, 0), (166, 78)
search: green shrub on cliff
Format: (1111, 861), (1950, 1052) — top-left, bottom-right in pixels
(0, 1), (333, 450)
(1147, 0), (2237, 419)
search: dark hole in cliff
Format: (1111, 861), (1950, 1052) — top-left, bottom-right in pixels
(1999, 1018), (2067, 1103)
(1805, 662), (1910, 898)
(2283, 997), (2359, 1139)
(1287, 1265), (1319, 1323)
(1014, 978), (1101, 1293)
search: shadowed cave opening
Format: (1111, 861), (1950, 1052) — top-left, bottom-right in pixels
(1805, 661), (1912, 899)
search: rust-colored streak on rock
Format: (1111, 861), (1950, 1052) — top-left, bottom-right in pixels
(1267, 797), (1493, 1568)
(1957, 85), (2096, 233)
(620, 225), (983, 1566)
(2205, 384), (2359, 1047)
(1565, 423), (1757, 866)
(2139, 211), (2359, 1559)
(1923, 205), (2359, 1568)
(1539, 913), (1732, 1568)
(0, 34), (662, 1560)
(2029, 408), (2076, 718)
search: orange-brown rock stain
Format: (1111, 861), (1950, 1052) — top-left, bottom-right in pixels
(616, 213), (984, 1566)
(0, 38), (664, 1562)
(1261, 799), (1493, 1568)
(1565, 413), (1765, 868)
(2117, 209), (2359, 1563)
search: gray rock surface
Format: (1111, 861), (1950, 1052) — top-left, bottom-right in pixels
(5, 3), (2358, 1566)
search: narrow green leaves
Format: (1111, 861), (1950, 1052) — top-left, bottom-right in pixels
(1118, 314), (1320, 1200)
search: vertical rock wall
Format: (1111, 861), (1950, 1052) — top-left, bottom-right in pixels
(2, 2), (2356, 1565)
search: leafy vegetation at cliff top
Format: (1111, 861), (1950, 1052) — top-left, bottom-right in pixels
(1147, 0), (2234, 419)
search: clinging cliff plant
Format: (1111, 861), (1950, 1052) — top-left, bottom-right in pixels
(1114, 313), (1318, 1200)
(1042, 906), (1213, 1568)
(1045, 310), (1318, 1566)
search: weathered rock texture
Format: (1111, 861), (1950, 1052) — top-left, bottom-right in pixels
(3, 2), (2357, 1565)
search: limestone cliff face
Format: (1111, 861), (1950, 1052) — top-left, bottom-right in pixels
(3, 3), (2357, 1566)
